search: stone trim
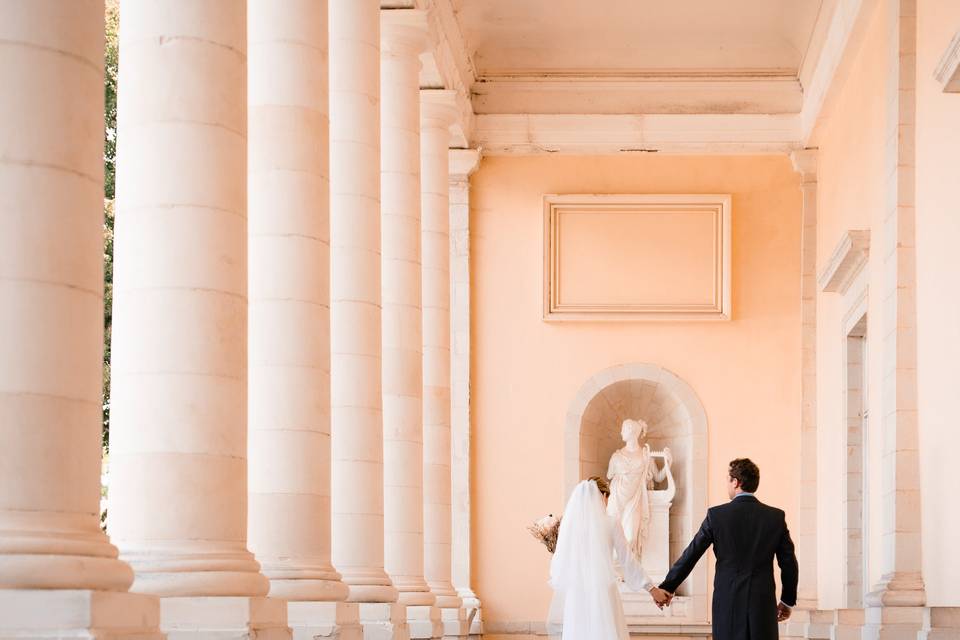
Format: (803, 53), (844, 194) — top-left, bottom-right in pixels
(934, 30), (960, 93)
(475, 113), (800, 155)
(920, 607), (960, 640)
(472, 72), (802, 116)
(449, 149), (482, 611)
(818, 230), (870, 294)
(791, 148), (819, 610)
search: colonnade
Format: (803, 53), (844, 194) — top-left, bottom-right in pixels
(0, 2), (478, 639)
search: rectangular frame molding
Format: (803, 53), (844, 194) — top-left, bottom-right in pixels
(543, 194), (732, 321)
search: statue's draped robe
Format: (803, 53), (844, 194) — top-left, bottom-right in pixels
(606, 446), (657, 558)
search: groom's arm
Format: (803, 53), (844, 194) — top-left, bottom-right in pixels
(659, 511), (714, 594)
(776, 514), (799, 607)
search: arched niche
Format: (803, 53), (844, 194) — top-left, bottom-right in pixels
(564, 363), (709, 622)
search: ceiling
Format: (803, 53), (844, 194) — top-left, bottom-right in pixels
(451, 0), (824, 77)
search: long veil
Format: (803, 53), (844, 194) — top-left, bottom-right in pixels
(547, 480), (621, 639)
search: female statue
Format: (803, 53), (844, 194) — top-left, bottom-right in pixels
(606, 418), (672, 559)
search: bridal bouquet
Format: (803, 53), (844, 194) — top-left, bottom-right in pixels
(527, 513), (561, 553)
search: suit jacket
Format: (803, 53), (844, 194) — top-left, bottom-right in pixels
(659, 495), (799, 640)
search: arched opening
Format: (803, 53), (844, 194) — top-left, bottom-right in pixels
(564, 363), (709, 623)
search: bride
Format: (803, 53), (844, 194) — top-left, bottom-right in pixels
(548, 477), (671, 640)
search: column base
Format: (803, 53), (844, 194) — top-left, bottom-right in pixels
(347, 585), (400, 604)
(267, 578), (350, 603)
(919, 608), (960, 640)
(782, 608), (812, 638)
(454, 589), (479, 612)
(160, 596), (290, 640)
(407, 606), (442, 639)
(0, 589), (163, 640)
(805, 609), (835, 639)
(862, 605), (925, 640)
(831, 608), (865, 640)
(287, 601), (361, 640)
(440, 608), (470, 638)
(397, 591), (436, 607)
(358, 603), (408, 640)
(865, 573), (926, 608)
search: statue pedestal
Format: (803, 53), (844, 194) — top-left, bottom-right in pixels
(644, 499), (672, 584)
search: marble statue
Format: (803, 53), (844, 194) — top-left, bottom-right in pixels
(606, 418), (674, 559)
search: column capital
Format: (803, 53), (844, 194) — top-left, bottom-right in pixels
(381, 9), (429, 58)
(421, 89), (459, 130)
(449, 148), (481, 182)
(790, 148), (819, 182)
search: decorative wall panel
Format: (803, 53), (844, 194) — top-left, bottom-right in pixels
(543, 194), (732, 320)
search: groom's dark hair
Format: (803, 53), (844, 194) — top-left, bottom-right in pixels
(729, 458), (760, 492)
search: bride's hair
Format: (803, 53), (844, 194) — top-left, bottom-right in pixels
(588, 476), (610, 498)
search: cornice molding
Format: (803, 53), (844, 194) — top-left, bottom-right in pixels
(790, 148), (819, 182)
(819, 230), (870, 294)
(449, 148), (481, 181)
(474, 113), (800, 155)
(472, 75), (801, 115)
(934, 30), (960, 93)
(416, 0), (476, 147)
(478, 68), (797, 80)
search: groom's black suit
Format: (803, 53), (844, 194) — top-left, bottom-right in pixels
(659, 495), (798, 640)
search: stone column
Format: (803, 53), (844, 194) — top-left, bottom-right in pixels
(864, 0), (925, 637)
(247, 2), (359, 638)
(0, 2), (160, 635)
(448, 149), (482, 624)
(110, 2), (286, 636)
(380, 7), (437, 617)
(420, 91), (464, 630)
(381, 14), (441, 639)
(329, 0), (406, 617)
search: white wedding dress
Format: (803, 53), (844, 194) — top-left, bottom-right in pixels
(547, 480), (654, 640)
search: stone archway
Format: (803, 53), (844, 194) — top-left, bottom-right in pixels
(564, 363), (709, 621)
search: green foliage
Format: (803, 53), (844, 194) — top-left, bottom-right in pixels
(104, 0), (118, 200)
(103, 0), (119, 449)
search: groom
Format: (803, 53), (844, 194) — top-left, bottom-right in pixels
(659, 458), (798, 640)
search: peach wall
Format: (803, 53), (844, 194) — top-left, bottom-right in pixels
(812, 0), (889, 609)
(915, 0), (960, 608)
(470, 155), (802, 631)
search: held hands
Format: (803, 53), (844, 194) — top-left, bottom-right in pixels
(777, 603), (792, 622)
(649, 587), (673, 609)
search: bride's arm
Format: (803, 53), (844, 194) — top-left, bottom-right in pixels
(612, 520), (653, 592)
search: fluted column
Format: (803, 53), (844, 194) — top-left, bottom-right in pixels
(329, 0), (397, 604)
(380, 10), (435, 608)
(248, 0), (348, 604)
(420, 90), (462, 611)
(0, 0), (133, 594)
(110, 0), (268, 597)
